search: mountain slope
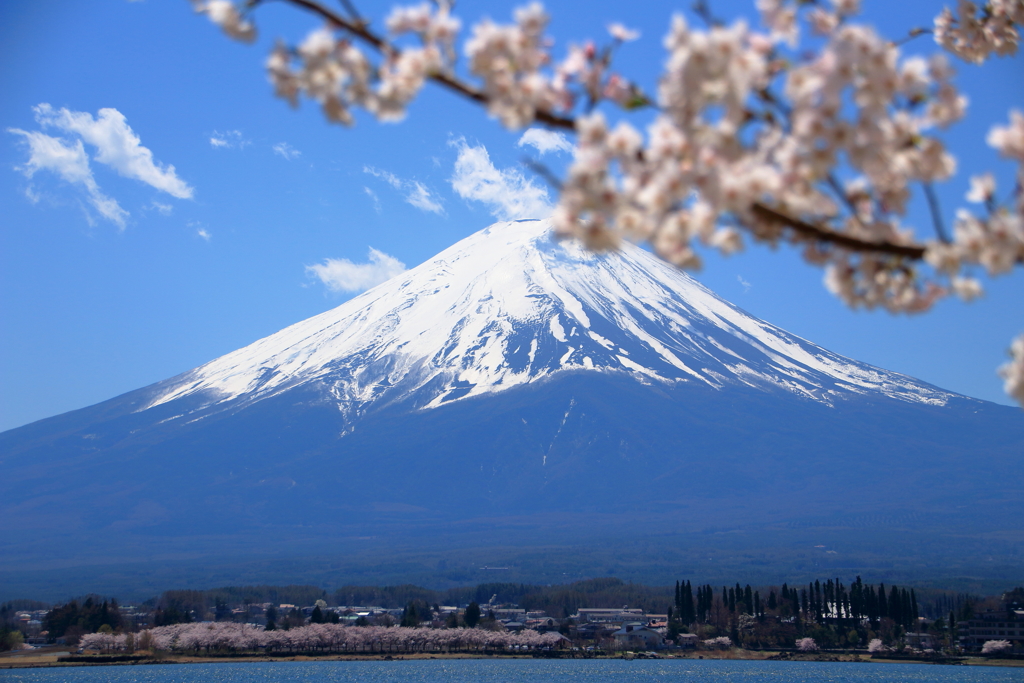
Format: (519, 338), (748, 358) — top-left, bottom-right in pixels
(144, 219), (953, 420)
(1, 219), (1021, 600)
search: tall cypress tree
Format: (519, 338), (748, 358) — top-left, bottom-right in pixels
(877, 584), (887, 621)
(744, 585), (753, 615)
(684, 581), (695, 624)
(911, 589), (919, 627)
(889, 586), (901, 624)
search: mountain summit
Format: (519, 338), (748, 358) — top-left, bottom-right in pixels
(1, 219), (1021, 600)
(147, 218), (951, 422)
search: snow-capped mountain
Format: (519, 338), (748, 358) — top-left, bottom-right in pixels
(144, 218), (951, 426)
(1, 218), (1021, 601)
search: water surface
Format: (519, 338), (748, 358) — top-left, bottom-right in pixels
(1, 658), (1017, 683)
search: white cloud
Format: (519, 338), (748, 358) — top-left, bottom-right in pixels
(364, 186), (382, 213)
(209, 129), (250, 150)
(8, 127), (129, 228)
(517, 128), (573, 155)
(272, 142), (301, 160)
(404, 181), (444, 214)
(737, 275), (751, 292)
(449, 138), (552, 221)
(188, 220), (211, 241)
(33, 103), (193, 198)
(306, 248), (407, 293)
(364, 166), (445, 215)
(150, 200), (173, 215)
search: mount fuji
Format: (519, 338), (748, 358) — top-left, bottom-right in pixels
(2, 219), (1022, 600)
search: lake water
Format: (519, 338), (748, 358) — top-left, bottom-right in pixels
(0, 659), (1019, 683)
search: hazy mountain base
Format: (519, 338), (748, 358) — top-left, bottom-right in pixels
(1, 371), (1021, 602)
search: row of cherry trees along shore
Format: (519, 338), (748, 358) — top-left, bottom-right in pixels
(79, 623), (564, 655)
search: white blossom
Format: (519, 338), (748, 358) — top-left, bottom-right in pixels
(193, 0), (256, 43)
(999, 335), (1024, 404)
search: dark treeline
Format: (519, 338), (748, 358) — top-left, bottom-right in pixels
(671, 577), (926, 629)
(151, 585), (331, 626)
(334, 578), (673, 618)
(44, 596), (124, 639)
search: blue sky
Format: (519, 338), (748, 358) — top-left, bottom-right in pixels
(1, 0), (1021, 432)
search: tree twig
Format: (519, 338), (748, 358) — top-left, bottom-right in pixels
(521, 157), (564, 191)
(750, 203), (927, 259)
(923, 182), (950, 243)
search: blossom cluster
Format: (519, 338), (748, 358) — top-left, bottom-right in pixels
(981, 638), (1013, 654)
(867, 637), (889, 653)
(796, 637), (819, 652)
(934, 0), (1024, 64)
(701, 636), (734, 649)
(79, 621), (565, 654)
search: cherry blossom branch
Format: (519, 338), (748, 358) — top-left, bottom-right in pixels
(268, 0), (577, 130)
(749, 203), (927, 259)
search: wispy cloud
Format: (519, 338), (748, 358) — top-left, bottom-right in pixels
(33, 104), (193, 198)
(737, 275), (751, 293)
(364, 166), (444, 215)
(209, 129), (250, 150)
(517, 128), (573, 155)
(272, 142), (301, 160)
(8, 104), (192, 229)
(188, 220), (211, 241)
(306, 248), (406, 293)
(150, 200), (173, 215)
(449, 137), (552, 221)
(364, 186), (381, 213)
(8, 127), (129, 228)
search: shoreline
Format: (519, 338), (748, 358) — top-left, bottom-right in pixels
(2, 648), (1021, 670)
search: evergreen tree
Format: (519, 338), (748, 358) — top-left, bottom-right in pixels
(754, 591), (762, 618)
(877, 584), (888, 621)
(889, 586), (901, 624)
(768, 590), (777, 611)
(683, 581), (695, 624)
(728, 587), (736, 613)
(310, 605), (324, 624)
(464, 602), (481, 628)
(265, 606), (278, 631)
(744, 585), (753, 615)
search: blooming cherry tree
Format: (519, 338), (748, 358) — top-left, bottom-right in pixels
(191, 0), (1024, 405)
(796, 636), (819, 652)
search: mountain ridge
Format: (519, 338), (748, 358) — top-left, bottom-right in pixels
(136, 218), (957, 428)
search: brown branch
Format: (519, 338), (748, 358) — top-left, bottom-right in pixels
(750, 203), (927, 259)
(280, 0), (576, 130)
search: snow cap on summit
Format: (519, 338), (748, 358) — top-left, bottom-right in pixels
(145, 219), (954, 417)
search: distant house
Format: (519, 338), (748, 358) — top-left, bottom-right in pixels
(574, 608), (647, 624)
(904, 632), (938, 649)
(677, 633), (699, 649)
(961, 609), (1024, 650)
(612, 623), (663, 650)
